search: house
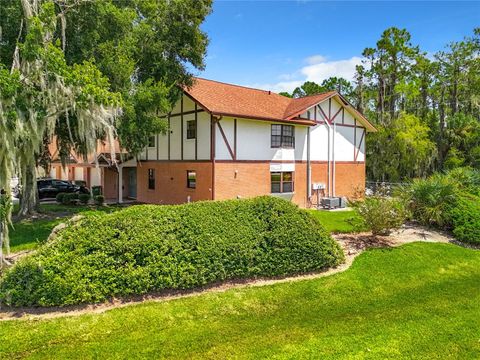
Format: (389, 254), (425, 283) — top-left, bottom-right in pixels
(117, 77), (376, 208)
(42, 139), (124, 201)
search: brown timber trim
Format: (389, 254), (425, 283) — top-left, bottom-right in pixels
(169, 108), (204, 118)
(342, 107), (345, 124)
(194, 103), (198, 161)
(210, 114), (216, 200)
(138, 160), (212, 163)
(353, 119), (357, 160)
(168, 114), (171, 161)
(217, 120), (235, 160)
(331, 106), (343, 123)
(355, 128), (366, 162)
(214, 160), (365, 164)
(233, 118), (237, 160)
(181, 97), (184, 160)
(317, 105), (331, 124)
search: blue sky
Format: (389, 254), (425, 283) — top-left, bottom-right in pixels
(197, 0), (480, 92)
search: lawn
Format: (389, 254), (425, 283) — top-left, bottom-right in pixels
(1, 242), (479, 359)
(308, 209), (363, 233)
(9, 204), (122, 253)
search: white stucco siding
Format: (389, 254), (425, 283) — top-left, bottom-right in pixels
(197, 111), (211, 160)
(310, 124), (329, 161)
(334, 125), (355, 161)
(74, 167), (84, 181)
(169, 116), (182, 160)
(355, 127), (366, 162)
(90, 167), (102, 186)
(215, 117), (235, 160)
(343, 109), (356, 125)
(183, 113), (196, 160)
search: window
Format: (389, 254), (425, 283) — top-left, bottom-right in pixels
(187, 170), (196, 189)
(271, 172), (294, 193)
(186, 120), (196, 139)
(148, 136), (155, 148)
(148, 169), (155, 190)
(271, 124), (295, 148)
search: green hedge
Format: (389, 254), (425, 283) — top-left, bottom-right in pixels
(0, 196), (344, 307)
(446, 194), (480, 245)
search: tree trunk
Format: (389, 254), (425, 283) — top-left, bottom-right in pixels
(18, 163), (39, 217)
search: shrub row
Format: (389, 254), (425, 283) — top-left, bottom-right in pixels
(55, 193), (104, 205)
(0, 196), (344, 307)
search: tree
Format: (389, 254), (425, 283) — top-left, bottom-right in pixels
(0, 1), (121, 219)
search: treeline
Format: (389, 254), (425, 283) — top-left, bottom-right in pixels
(281, 27), (480, 182)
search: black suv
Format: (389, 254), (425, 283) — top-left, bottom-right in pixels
(37, 179), (89, 199)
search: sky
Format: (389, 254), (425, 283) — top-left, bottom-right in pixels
(196, 0), (480, 93)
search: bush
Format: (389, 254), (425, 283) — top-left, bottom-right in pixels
(352, 196), (408, 236)
(61, 193), (78, 205)
(396, 174), (458, 227)
(446, 194), (480, 245)
(94, 195), (104, 206)
(0, 196), (344, 307)
(56, 192), (67, 204)
(78, 193), (91, 205)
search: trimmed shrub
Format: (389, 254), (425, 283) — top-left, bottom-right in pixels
(94, 195), (105, 206)
(78, 193), (91, 205)
(56, 192), (67, 204)
(446, 194), (480, 245)
(61, 193), (78, 205)
(352, 196), (408, 236)
(0, 196), (344, 307)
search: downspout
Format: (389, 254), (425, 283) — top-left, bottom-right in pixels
(306, 127), (311, 206)
(322, 105), (332, 197)
(332, 121), (336, 197)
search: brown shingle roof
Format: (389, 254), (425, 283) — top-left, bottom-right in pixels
(184, 77), (375, 130)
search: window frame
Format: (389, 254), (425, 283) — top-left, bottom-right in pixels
(148, 168), (155, 190)
(186, 170), (196, 189)
(270, 171), (294, 194)
(271, 124), (295, 149)
(186, 120), (196, 140)
(148, 136), (156, 148)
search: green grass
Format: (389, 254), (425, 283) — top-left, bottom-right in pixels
(308, 209), (363, 233)
(1, 243), (479, 359)
(9, 204), (122, 253)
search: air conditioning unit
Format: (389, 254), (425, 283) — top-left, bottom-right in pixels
(320, 197), (340, 209)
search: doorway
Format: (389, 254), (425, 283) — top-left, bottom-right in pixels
(127, 168), (137, 199)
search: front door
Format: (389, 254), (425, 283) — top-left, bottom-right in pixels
(127, 168), (137, 199)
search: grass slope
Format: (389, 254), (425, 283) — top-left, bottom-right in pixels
(9, 204), (122, 253)
(308, 209), (363, 233)
(1, 243), (479, 359)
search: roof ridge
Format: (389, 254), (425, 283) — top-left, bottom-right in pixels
(193, 77), (285, 97)
(290, 90), (337, 100)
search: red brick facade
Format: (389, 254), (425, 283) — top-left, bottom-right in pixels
(134, 160), (365, 208)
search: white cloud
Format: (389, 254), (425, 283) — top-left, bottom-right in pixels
(247, 55), (363, 94)
(305, 54), (327, 65)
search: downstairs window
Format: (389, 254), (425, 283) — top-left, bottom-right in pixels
(271, 172), (294, 193)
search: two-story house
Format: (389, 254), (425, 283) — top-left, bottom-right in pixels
(117, 77), (376, 208)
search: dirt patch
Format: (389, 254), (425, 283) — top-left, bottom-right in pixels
(0, 224), (458, 321)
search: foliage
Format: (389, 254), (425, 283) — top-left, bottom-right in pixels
(1, 243), (480, 358)
(94, 195), (105, 206)
(0, 196), (344, 306)
(61, 193), (78, 205)
(55, 193), (67, 204)
(352, 196), (408, 235)
(397, 173), (459, 227)
(446, 194), (480, 244)
(78, 194), (90, 205)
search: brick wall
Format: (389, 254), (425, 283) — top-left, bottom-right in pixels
(136, 161), (213, 205)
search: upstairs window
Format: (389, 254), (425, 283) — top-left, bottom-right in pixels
(148, 136), (156, 148)
(271, 124), (295, 148)
(271, 172), (294, 193)
(187, 170), (196, 189)
(186, 120), (196, 139)
(148, 169), (155, 190)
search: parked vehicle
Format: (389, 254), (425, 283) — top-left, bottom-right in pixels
(37, 179), (90, 199)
